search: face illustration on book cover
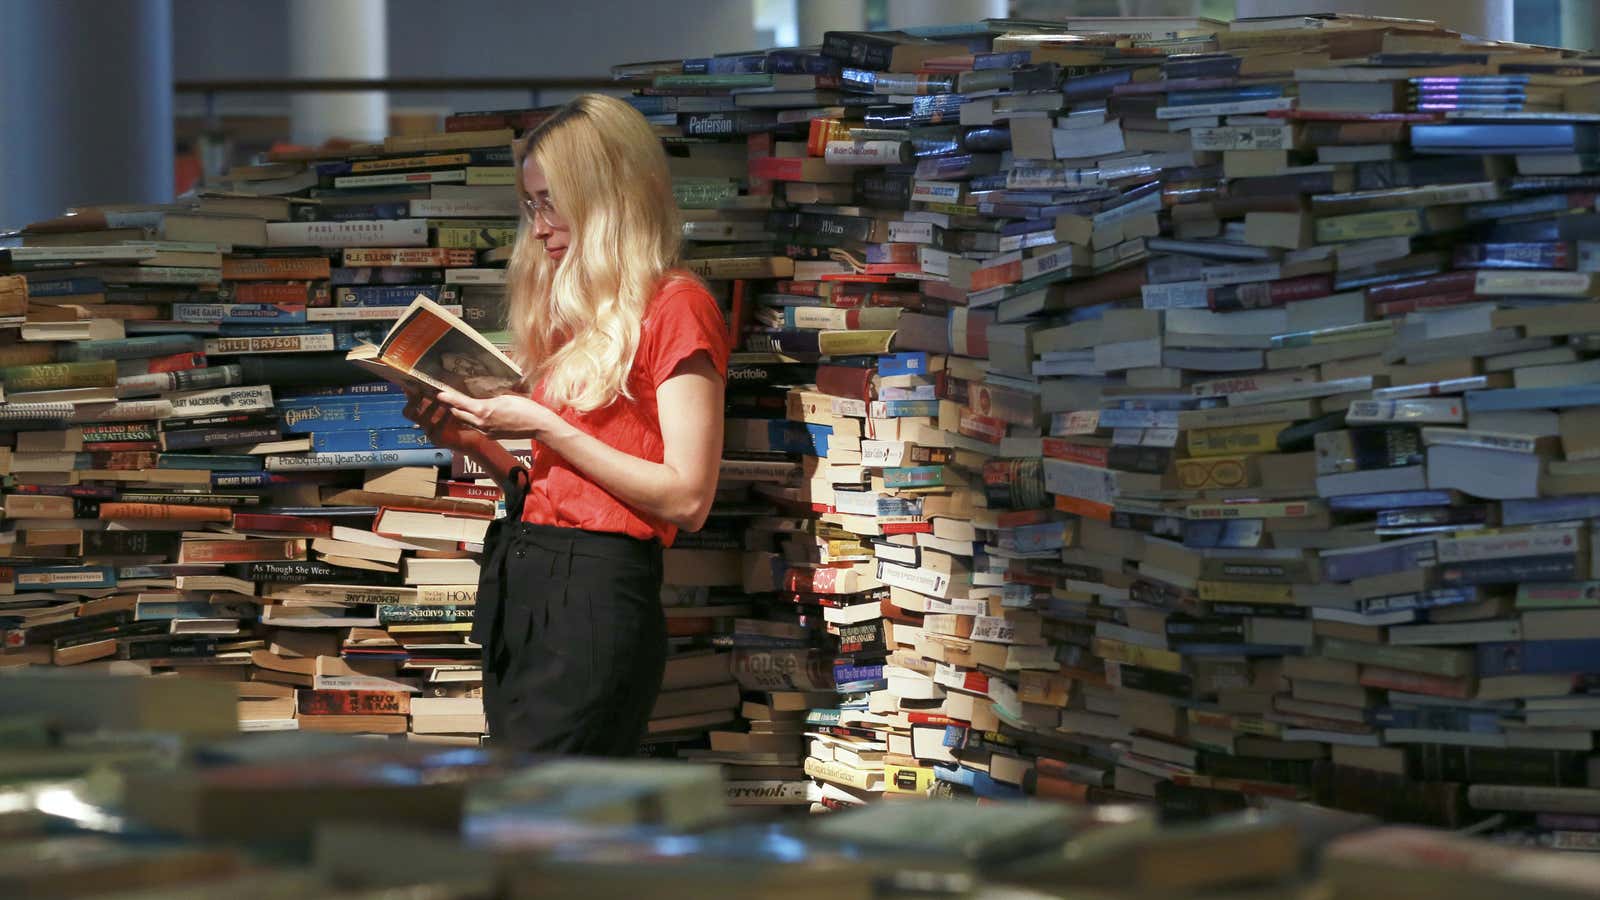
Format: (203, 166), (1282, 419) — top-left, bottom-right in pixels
(396, 326), (519, 398)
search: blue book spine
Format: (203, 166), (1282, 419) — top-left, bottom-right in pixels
(334, 284), (456, 307)
(59, 334), (206, 362)
(805, 708), (843, 726)
(880, 399), (940, 417)
(135, 601), (252, 620)
(1501, 494), (1600, 526)
(216, 323), (330, 337)
(316, 201), (415, 221)
(1467, 385), (1600, 412)
(1176, 643), (1305, 657)
(1477, 639), (1600, 677)
(1321, 539), (1438, 582)
(1167, 85), (1284, 106)
(973, 50), (1031, 70)
(833, 663), (885, 683)
(278, 401), (413, 434)
(1327, 490), (1458, 512)
(159, 453), (263, 471)
(833, 678), (886, 694)
(804, 423), (833, 458)
(14, 565), (117, 591)
(968, 173), (1009, 192)
(26, 276), (105, 296)
(311, 427), (434, 453)
(329, 266), (433, 286)
(932, 763), (1025, 799)
(263, 448), (453, 471)
(1371, 706), (1503, 733)
(680, 54), (766, 74)
(1358, 587), (1477, 615)
(877, 497), (922, 517)
(276, 393), (409, 410)
(1437, 553), (1579, 586)
(333, 326), (390, 350)
(171, 303), (308, 325)
(279, 382), (404, 399)
(763, 52), (837, 75)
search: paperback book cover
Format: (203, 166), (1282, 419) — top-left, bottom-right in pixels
(346, 295), (522, 398)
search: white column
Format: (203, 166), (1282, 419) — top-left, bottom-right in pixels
(1561, 1), (1598, 52)
(1233, 0), (1514, 43)
(797, 0), (866, 46)
(885, 0), (1008, 31)
(288, 0), (388, 146)
(0, 0), (173, 229)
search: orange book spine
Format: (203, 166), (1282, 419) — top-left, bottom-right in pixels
(220, 257), (333, 281)
(98, 503), (234, 522)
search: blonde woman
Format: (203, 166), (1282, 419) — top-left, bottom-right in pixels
(403, 94), (729, 755)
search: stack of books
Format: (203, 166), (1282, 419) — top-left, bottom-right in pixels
(0, 127), (538, 743)
(608, 12), (1600, 832)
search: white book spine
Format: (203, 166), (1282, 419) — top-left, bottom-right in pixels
(265, 219), (430, 248)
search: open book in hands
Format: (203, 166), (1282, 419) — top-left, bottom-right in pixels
(346, 295), (523, 398)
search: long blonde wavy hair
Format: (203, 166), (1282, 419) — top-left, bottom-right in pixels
(507, 93), (681, 412)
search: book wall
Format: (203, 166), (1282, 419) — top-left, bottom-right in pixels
(612, 12), (1600, 834)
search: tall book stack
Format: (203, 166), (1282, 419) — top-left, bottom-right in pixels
(0, 125), (542, 743)
(612, 12), (1600, 836)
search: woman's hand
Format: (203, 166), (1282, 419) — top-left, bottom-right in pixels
(402, 388), (485, 454)
(433, 387), (565, 441)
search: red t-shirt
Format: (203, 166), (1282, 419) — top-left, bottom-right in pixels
(518, 272), (730, 546)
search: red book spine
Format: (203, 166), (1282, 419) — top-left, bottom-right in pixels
(1364, 269), (1478, 303)
(1209, 273), (1334, 311)
(1358, 664), (1474, 699)
(879, 521), (932, 535)
(906, 712), (969, 726)
(232, 513), (333, 536)
(1371, 289), (1478, 317)
(145, 352), (206, 374)
(229, 281), (330, 305)
(774, 279), (825, 297)
(436, 480), (501, 501)
(1042, 438), (1110, 467)
(815, 364), (875, 401)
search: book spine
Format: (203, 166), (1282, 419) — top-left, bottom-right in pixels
(263, 448), (453, 471)
(116, 365), (243, 398)
(334, 284), (459, 307)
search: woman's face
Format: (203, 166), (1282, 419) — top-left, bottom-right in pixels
(522, 157), (569, 264)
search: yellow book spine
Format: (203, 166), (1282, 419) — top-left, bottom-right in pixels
(463, 167), (516, 186)
(884, 763), (937, 795)
(1186, 421), (1287, 457)
(1091, 636), (1184, 674)
(817, 330), (897, 356)
(1174, 454), (1257, 490)
(1196, 580), (1296, 604)
(1314, 208), (1422, 243)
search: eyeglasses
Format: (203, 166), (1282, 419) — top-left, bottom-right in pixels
(521, 195), (563, 226)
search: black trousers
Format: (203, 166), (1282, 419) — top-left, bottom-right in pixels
(474, 469), (667, 756)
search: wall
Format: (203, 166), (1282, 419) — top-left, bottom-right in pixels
(173, 0), (759, 121)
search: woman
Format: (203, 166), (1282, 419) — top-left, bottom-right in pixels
(402, 94), (729, 756)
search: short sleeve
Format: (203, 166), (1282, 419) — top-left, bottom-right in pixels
(643, 277), (732, 388)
